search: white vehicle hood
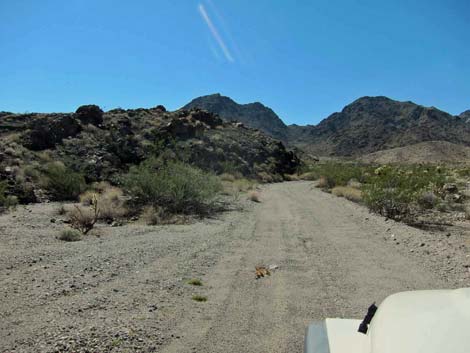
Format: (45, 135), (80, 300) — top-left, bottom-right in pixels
(368, 287), (470, 353)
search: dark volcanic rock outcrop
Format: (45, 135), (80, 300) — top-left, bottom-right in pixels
(0, 106), (300, 190)
(25, 114), (82, 150)
(75, 104), (104, 125)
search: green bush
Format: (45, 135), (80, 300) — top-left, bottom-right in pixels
(122, 160), (222, 214)
(306, 162), (373, 187)
(362, 165), (448, 220)
(42, 162), (86, 201)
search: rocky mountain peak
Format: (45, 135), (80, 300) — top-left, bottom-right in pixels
(183, 94), (288, 141)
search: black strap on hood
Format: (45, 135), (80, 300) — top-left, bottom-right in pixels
(358, 303), (378, 334)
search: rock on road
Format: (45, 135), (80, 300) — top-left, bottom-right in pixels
(0, 182), (455, 353)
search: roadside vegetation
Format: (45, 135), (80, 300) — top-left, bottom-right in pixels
(122, 159), (222, 215)
(41, 162), (86, 201)
(301, 162), (464, 224)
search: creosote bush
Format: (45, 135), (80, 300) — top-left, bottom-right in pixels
(58, 229), (82, 242)
(41, 162), (86, 201)
(362, 165), (448, 220)
(123, 160), (222, 214)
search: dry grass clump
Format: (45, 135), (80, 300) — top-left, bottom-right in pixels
(299, 172), (318, 181)
(316, 176), (334, 189)
(221, 177), (257, 197)
(68, 195), (99, 234)
(248, 191), (261, 203)
(347, 179), (362, 189)
(219, 173), (236, 182)
(192, 295), (207, 302)
(56, 204), (68, 216)
(79, 185), (127, 221)
(58, 229), (82, 242)
(284, 174), (300, 181)
(141, 205), (167, 225)
(257, 172), (274, 183)
(331, 186), (363, 202)
(187, 278), (203, 286)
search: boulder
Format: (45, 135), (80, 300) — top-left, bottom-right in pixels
(24, 115), (82, 150)
(75, 105), (103, 125)
(189, 109), (223, 128)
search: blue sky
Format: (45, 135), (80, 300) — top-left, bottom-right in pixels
(1, 0), (469, 125)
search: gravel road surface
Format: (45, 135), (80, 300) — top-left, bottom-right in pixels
(1, 181), (467, 353)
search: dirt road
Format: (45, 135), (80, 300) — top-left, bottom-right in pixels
(0, 182), (465, 353)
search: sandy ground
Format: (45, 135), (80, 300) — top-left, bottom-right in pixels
(1, 181), (469, 353)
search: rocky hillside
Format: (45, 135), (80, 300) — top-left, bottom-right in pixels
(183, 94), (289, 141)
(291, 96), (470, 156)
(359, 141), (470, 164)
(460, 110), (470, 122)
(0, 106), (299, 203)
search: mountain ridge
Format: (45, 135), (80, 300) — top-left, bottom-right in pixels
(183, 94), (470, 157)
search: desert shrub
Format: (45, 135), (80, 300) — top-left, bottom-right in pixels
(68, 195), (99, 234)
(123, 160), (222, 214)
(42, 162), (86, 201)
(316, 176), (335, 189)
(96, 187), (127, 220)
(234, 178), (256, 192)
(417, 191), (439, 209)
(220, 173), (236, 182)
(331, 186), (363, 202)
(284, 174), (300, 181)
(58, 229), (82, 242)
(219, 160), (242, 175)
(192, 295), (207, 302)
(257, 171), (274, 183)
(248, 191), (261, 202)
(141, 205), (167, 225)
(221, 177), (257, 198)
(80, 186), (127, 221)
(347, 179), (362, 189)
(23, 165), (40, 179)
(299, 171), (318, 181)
(362, 165), (448, 220)
(305, 162), (374, 188)
(187, 278), (203, 286)
(56, 204), (68, 215)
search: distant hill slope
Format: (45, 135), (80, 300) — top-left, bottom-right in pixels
(182, 94), (289, 141)
(290, 96), (470, 157)
(359, 141), (470, 164)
